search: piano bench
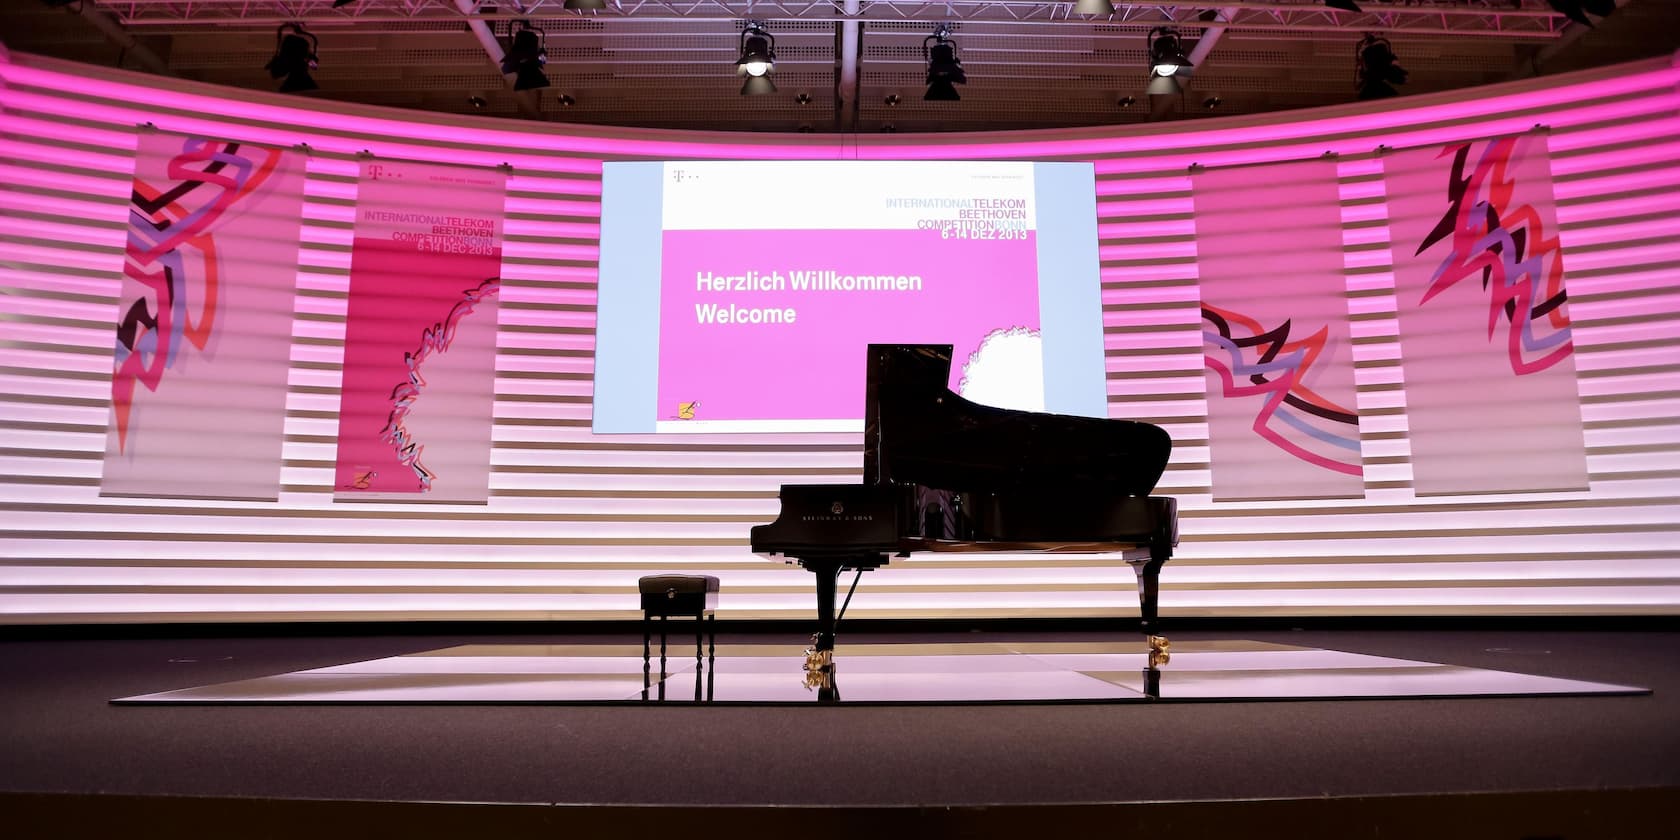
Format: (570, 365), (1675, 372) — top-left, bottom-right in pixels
(638, 575), (719, 664)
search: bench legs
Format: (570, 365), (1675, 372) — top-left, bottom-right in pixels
(641, 611), (716, 701)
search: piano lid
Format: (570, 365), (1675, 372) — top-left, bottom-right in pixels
(863, 344), (1171, 498)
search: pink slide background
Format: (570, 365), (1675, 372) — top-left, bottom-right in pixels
(657, 228), (1039, 423)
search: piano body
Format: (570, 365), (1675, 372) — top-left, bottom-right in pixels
(750, 344), (1179, 675)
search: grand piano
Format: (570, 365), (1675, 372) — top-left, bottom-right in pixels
(751, 344), (1179, 680)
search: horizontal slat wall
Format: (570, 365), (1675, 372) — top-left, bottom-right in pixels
(2, 50), (1677, 623)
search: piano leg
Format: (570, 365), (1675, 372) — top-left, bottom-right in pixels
(811, 559), (840, 656)
(1130, 547), (1171, 665)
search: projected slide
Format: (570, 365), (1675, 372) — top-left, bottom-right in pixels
(594, 161), (1106, 433)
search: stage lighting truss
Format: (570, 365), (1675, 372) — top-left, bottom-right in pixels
(264, 22), (319, 93)
(1355, 33), (1408, 100)
(1546, 0), (1617, 27)
(501, 20), (551, 91)
(736, 21), (777, 95)
(91, 1), (1578, 42)
(923, 24), (966, 102)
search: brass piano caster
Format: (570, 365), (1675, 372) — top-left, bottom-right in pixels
(803, 667), (835, 692)
(802, 646), (835, 692)
(1146, 634), (1170, 667)
(803, 647), (834, 673)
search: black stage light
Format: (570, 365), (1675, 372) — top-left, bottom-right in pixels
(501, 20), (550, 91)
(923, 26), (966, 101)
(736, 22), (777, 95)
(331, 0), (358, 8)
(1074, 0), (1116, 14)
(564, 0), (608, 8)
(265, 23), (319, 93)
(1355, 34), (1407, 100)
(1326, 0), (1364, 12)
(1147, 26), (1193, 78)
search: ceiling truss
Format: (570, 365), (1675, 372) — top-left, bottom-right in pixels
(94, 1), (1570, 40)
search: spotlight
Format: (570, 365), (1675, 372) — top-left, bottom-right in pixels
(1202, 95), (1223, 109)
(1148, 27), (1193, 78)
(557, 93), (577, 107)
(264, 23), (319, 93)
(924, 25), (966, 102)
(501, 20), (550, 91)
(563, 0), (608, 8)
(1074, 0), (1115, 14)
(1325, 0), (1363, 11)
(737, 22), (777, 95)
(331, 0), (358, 8)
(1117, 95), (1136, 108)
(884, 93), (901, 106)
(467, 95), (489, 110)
(796, 92), (813, 105)
(1355, 33), (1407, 100)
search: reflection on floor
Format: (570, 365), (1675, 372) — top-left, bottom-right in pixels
(111, 639), (1648, 706)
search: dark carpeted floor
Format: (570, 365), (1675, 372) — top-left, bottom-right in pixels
(2, 627), (1678, 808)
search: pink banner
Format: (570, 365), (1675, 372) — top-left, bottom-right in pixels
(334, 160), (506, 502)
(1383, 133), (1588, 495)
(101, 132), (305, 501)
(656, 228), (1040, 425)
(1193, 158), (1363, 501)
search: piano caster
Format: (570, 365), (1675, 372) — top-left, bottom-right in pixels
(1146, 634), (1170, 667)
(802, 644), (839, 700)
(803, 646), (834, 674)
(803, 667), (835, 692)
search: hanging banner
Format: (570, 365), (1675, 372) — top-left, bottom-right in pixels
(1193, 158), (1363, 501)
(1383, 132), (1588, 495)
(101, 132), (305, 501)
(333, 159), (506, 503)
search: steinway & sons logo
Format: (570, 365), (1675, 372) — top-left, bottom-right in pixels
(801, 499), (875, 522)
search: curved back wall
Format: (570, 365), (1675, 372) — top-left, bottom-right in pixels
(2, 49), (1677, 623)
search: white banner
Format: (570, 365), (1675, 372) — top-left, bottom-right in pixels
(1194, 158), (1363, 501)
(1384, 133), (1589, 495)
(101, 133), (305, 500)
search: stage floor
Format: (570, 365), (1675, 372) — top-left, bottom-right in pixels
(112, 638), (1648, 705)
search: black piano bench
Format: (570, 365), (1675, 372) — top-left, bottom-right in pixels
(638, 574), (719, 666)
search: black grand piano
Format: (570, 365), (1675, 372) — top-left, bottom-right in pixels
(751, 344), (1179, 678)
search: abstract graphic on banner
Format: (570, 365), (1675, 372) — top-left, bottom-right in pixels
(1383, 132), (1588, 495)
(1193, 158), (1363, 501)
(334, 160), (506, 503)
(101, 132), (306, 501)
